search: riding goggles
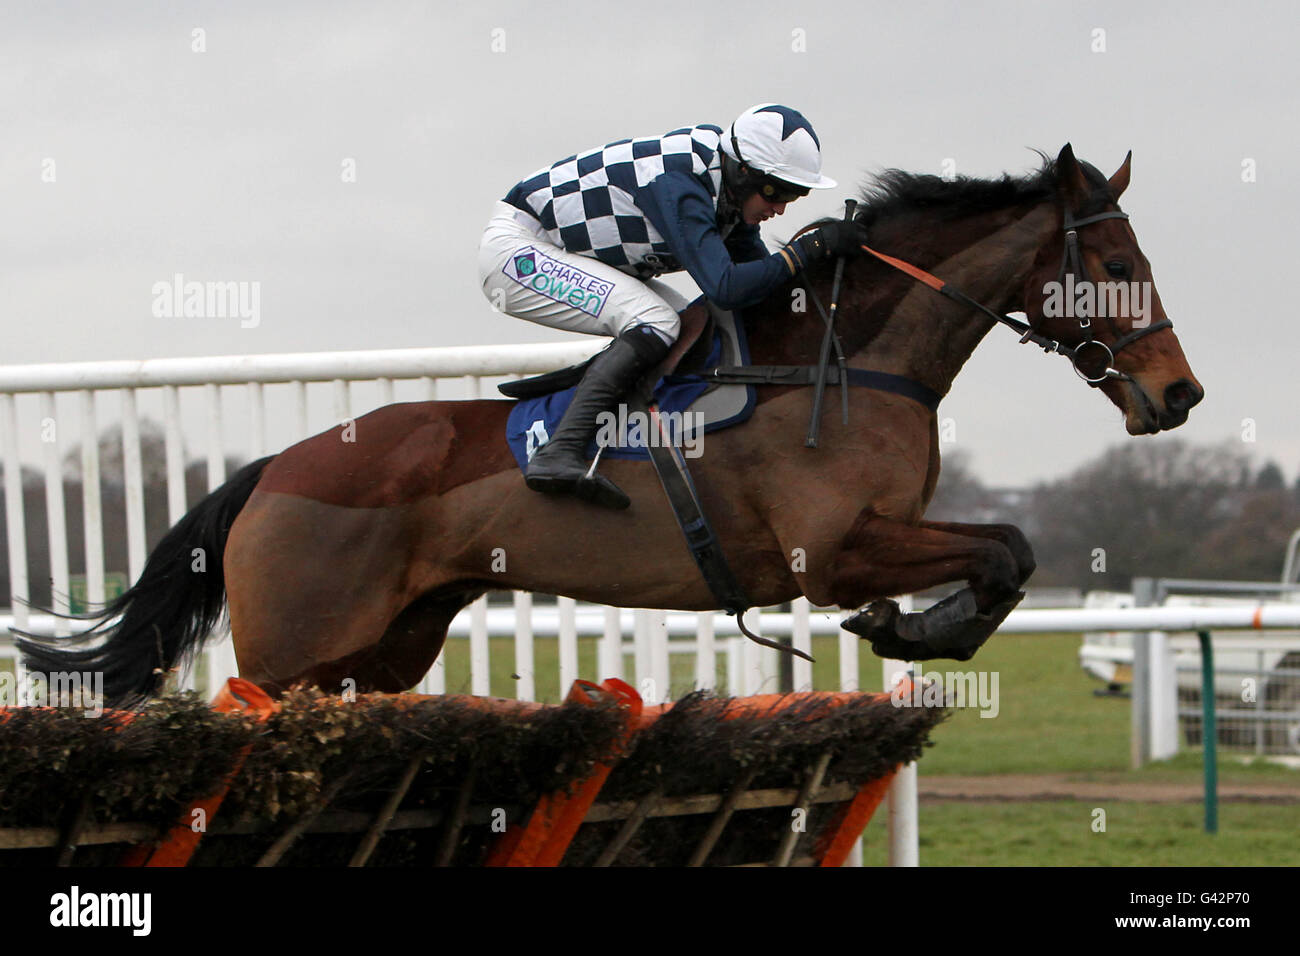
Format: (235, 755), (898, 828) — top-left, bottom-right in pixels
(755, 175), (811, 204)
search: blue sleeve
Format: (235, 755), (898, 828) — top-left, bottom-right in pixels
(638, 172), (793, 310)
(725, 223), (770, 263)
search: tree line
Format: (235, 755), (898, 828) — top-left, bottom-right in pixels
(926, 440), (1300, 589)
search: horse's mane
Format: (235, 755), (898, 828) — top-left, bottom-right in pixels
(763, 151), (1118, 359)
(849, 151), (1114, 229)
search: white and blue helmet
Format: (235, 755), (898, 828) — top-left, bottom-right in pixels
(721, 104), (836, 191)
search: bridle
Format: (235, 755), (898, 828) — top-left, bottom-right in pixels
(713, 197), (1179, 449)
(860, 204), (1174, 387)
(1043, 208), (1173, 384)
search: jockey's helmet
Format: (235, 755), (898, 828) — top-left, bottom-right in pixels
(720, 104), (837, 202)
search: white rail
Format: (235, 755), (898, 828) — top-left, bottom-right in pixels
(0, 343), (601, 393)
(999, 605), (1300, 632)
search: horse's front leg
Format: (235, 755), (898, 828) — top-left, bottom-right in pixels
(826, 514), (1027, 662)
(917, 520), (1036, 587)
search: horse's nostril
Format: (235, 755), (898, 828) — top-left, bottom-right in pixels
(1164, 379), (1204, 413)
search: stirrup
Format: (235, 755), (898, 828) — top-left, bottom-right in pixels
(572, 473), (631, 510)
(575, 445), (629, 509)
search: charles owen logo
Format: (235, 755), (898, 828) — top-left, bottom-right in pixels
(503, 245), (613, 318)
(513, 251), (537, 277)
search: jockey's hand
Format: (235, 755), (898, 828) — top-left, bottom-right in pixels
(786, 220), (867, 271)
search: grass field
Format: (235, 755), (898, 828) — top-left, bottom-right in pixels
(859, 800), (1300, 866)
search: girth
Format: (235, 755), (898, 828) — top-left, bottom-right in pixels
(703, 364), (941, 411)
(627, 392), (813, 662)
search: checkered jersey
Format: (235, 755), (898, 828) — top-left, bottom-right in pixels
(504, 125), (725, 279)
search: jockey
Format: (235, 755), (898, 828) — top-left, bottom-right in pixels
(479, 103), (863, 510)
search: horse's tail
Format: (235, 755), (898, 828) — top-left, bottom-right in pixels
(15, 455), (275, 709)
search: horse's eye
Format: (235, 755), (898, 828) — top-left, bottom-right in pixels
(1105, 260), (1129, 279)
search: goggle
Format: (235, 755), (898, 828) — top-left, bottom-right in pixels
(756, 177), (810, 204)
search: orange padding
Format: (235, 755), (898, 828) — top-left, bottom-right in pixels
(485, 678), (643, 867)
(120, 678), (279, 867)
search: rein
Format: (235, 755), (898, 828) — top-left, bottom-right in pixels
(714, 203), (1176, 435)
(806, 199), (857, 446)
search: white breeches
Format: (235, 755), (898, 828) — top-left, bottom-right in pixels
(478, 201), (686, 344)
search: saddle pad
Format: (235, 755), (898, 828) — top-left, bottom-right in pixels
(505, 302), (755, 469)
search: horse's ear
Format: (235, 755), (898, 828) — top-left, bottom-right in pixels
(1055, 143), (1091, 208)
(1108, 150), (1132, 199)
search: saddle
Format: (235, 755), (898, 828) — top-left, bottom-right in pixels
(499, 300), (726, 400)
(500, 300), (756, 466)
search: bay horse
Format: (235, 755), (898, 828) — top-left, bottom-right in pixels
(19, 144), (1202, 705)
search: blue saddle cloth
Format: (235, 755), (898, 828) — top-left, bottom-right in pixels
(505, 308), (756, 472)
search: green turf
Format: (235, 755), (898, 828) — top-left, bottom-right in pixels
(859, 799), (1300, 866)
(912, 632), (1133, 775)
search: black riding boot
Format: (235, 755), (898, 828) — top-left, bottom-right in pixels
(525, 325), (670, 510)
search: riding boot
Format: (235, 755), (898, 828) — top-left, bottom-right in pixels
(525, 325), (670, 510)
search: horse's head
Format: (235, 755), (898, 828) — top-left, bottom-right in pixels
(1020, 145), (1203, 434)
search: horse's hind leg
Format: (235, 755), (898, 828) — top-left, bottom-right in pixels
(263, 586), (485, 696)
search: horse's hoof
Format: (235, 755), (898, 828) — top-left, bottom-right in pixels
(841, 599), (901, 640)
(941, 591), (1026, 660)
(844, 600), (931, 660)
(864, 590), (1025, 663)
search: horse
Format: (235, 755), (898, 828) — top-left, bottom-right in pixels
(18, 144), (1202, 706)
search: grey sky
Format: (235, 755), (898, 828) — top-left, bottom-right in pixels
(3, 0), (1297, 486)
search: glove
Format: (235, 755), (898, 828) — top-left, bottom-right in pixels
(784, 220), (867, 272)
